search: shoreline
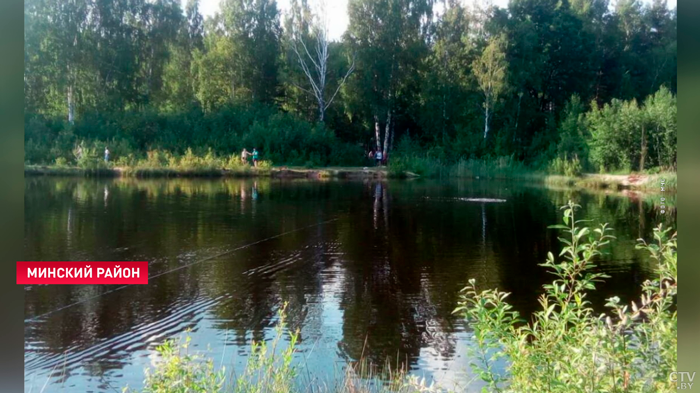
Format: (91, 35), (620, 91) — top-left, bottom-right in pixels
(24, 164), (412, 180)
(25, 165), (675, 192)
(543, 172), (675, 192)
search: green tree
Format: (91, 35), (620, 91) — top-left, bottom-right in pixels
(186, 0), (205, 51)
(556, 95), (588, 163)
(588, 97), (642, 172)
(24, 0), (93, 122)
(161, 42), (197, 112)
(346, 0), (432, 156)
(643, 86), (676, 169)
(160, 0), (204, 112)
(504, 0), (595, 160)
(192, 25), (237, 112)
(419, 0), (476, 146)
(588, 87), (675, 173)
(221, 0), (282, 104)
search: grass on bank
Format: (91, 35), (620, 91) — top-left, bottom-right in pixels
(28, 146), (392, 178)
(29, 147), (273, 178)
(387, 155), (538, 180)
(123, 203), (676, 393)
(388, 154), (676, 191)
(544, 172), (677, 191)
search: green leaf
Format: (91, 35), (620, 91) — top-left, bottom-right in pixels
(576, 227), (589, 240)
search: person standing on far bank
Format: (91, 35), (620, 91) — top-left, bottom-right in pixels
(252, 148), (259, 167)
(241, 148), (251, 165)
(104, 147), (110, 163)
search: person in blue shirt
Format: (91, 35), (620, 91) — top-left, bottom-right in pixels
(374, 150), (383, 166)
(252, 148), (259, 167)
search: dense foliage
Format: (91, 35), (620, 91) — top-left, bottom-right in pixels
(25, 0), (676, 171)
(25, 104), (364, 167)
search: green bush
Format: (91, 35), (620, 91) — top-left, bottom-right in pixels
(141, 150), (170, 168)
(387, 135), (445, 177)
(25, 103), (366, 167)
(177, 147), (222, 170)
(224, 154), (250, 171)
(54, 157), (68, 167)
(455, 201), (677, 393)
(388, 155), (443, 177)
(588, 87), (676, 173)
(548, 155), (583, 177)
(115, 155), (136, 167)
(255, 160), (273, 171)
(76, 146), (107, 169)
(137, 335), (225, 393)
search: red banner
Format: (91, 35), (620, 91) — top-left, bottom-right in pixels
(17, 261), (148, 284)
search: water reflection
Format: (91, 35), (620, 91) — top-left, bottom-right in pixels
(23, 177), (673, 392)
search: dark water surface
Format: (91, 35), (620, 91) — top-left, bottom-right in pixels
(23, 177), (673, 392)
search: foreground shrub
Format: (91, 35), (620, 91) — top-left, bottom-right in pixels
(127, 304), (446, 393)
(137, 335), (225, 393)
(455, 201), (677, 392)
(127, 304), (298, 393)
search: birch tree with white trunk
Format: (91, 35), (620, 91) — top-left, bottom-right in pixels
(472, 34), (507, 140)
(288, 0), (355, 122)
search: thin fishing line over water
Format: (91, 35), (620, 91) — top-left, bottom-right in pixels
(24, 217), (339, 323)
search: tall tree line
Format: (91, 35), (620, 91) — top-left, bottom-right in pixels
(24, 0), (676, 168)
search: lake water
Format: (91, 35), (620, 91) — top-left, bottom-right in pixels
(23, 177), (673, 392)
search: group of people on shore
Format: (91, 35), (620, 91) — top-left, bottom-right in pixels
(75, 144), (262, 167)
(240, 148), (260, 167)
